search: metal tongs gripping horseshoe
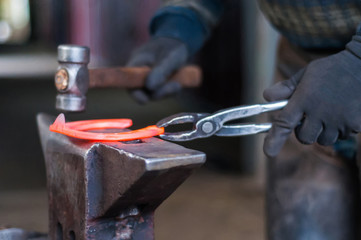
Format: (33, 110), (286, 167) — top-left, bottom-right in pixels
(156, 100), (288, 141)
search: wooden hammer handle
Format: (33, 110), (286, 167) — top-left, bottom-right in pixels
(89, 65), (202, 89)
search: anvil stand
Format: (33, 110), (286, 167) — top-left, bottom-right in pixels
(0, 114), (206, 240)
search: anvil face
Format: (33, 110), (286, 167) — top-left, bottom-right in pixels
(37, 113), (205, 240)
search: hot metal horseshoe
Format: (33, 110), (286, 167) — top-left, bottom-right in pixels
(49, 114), (164, 141)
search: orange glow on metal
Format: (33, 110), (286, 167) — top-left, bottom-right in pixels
(49, 114), (164, 141)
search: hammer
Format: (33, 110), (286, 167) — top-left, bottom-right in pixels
(55, 45), (202, 112)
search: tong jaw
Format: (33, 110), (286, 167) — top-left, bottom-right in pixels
(156, 112), (210, 141)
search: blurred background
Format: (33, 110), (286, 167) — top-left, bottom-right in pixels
(0, 0), (278, 239)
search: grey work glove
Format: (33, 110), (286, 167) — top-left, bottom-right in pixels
(263, 36), (361, 158)
(127, 37), (189, 104)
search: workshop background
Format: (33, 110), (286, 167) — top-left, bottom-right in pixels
(0, 0), (278, 239)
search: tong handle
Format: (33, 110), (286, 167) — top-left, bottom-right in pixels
(197, 100), (288, 135)
(215, 123), (272, 136)
(220, 100), (288, 123)
(214, 100), (288, 124)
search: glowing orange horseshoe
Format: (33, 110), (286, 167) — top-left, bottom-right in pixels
(49, 114), (164, 141)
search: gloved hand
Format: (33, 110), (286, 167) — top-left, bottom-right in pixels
(263, 36), (361, 158)
(127, 37), (189, 104)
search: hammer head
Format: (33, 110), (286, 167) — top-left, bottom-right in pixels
(55, 45), (90, 112)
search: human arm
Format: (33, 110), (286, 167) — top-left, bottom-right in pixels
(127, 0), (223, 103)
(263, 23), (361, 157)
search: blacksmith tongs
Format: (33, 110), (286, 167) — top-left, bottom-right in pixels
(156, 100), (288, 141)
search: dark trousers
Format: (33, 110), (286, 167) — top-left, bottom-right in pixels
(266, 39), (361, 240)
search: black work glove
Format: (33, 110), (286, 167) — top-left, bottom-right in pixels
(263, 36), (361, 157)
(127, 37), (189, 104)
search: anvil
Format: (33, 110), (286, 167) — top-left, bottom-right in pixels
(37, 113), (205, 240)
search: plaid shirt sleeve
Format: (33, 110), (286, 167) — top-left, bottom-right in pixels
(258, 0), (361, 49)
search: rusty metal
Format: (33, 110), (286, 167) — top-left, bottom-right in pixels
(55, 68), (69, 91)
(37, 113), (205, 240)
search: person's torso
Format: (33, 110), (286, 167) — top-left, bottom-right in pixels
(258, 0), (361, 49)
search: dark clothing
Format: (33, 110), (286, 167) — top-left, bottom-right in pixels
(151, 0), (361, 52)
(259, 0), (361, 49)
(148, 1), (361, 239)
(266, 38), (360, 239)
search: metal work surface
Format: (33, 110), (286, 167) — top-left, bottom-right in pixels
(37, 113), (205, 240)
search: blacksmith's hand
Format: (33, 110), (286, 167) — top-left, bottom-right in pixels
(263, 35), (361, 157)
(127, 37), (189, 104)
